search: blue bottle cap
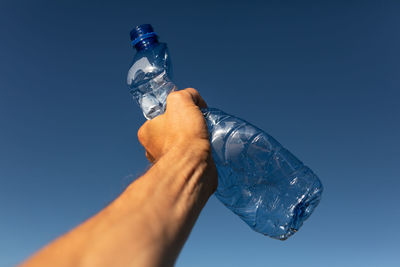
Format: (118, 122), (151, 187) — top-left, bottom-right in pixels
(130, 24), (157, 46)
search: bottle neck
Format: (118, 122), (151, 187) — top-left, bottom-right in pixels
(134, 37), (159, 51)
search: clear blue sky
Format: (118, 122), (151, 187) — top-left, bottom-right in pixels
(1, 0), (399, 266)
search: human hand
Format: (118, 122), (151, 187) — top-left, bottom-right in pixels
(137, 88), (211, 163)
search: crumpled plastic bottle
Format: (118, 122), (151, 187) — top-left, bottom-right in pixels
(127, 24), (323, 240)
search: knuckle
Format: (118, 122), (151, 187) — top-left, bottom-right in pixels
(167, 91), (186, 104)
(137, 125), (147, 143)
(186, 87), (199, 95)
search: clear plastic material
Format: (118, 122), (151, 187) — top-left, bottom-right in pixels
(127, 42), (176, 119)
(127, 41), (323, 240)
(203, 108), (323, 239)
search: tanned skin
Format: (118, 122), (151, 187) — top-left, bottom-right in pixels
(20, 88), (218, 267)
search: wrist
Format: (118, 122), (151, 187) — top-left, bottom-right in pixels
(173, 138), (211, 160)
(175, 139), (217, 198)
(153, 138), (217, 205)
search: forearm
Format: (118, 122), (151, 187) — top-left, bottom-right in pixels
(20, 141), (217, 267)
(126, 141), (217, 266)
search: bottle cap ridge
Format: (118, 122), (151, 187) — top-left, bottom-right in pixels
(130, 24), (157, 46)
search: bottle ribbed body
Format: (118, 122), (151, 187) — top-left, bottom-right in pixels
(203, 108), (323, 239)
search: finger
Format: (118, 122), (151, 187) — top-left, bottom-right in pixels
(137, 120), (151, 146)
(183, 88), (208, 109)
(145, 151), (156, 164)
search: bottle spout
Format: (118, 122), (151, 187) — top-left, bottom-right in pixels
(130, 24), (159, 51)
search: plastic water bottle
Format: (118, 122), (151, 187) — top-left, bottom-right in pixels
(127, 24), (323, 240)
